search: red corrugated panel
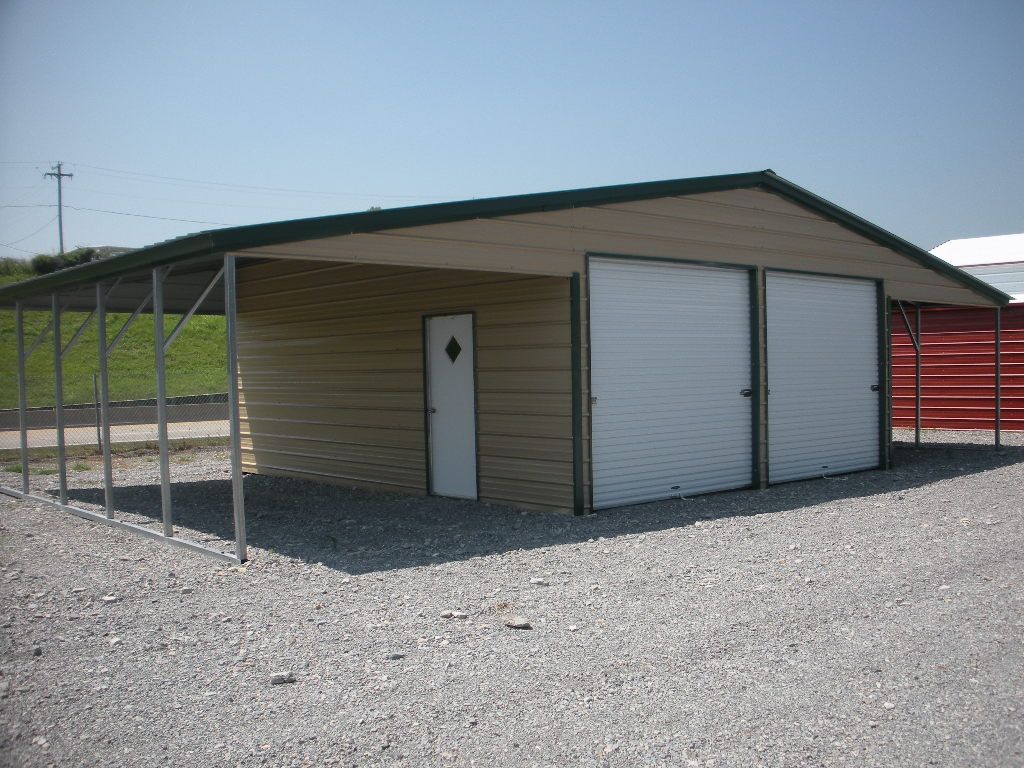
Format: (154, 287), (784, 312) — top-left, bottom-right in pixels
(891, 304), (1024, 430)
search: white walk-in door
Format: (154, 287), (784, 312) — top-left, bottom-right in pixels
(589, 257), (754, 508)
(766, 272), (880, 483)
(425, 313), (477, 499)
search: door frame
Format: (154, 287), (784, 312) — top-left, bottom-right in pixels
(421, 311), (481, 499)
(762, 268), (886, 484)
(584, 252), (761, 506)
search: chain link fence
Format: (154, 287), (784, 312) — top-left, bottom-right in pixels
(1, 305), (228, 459)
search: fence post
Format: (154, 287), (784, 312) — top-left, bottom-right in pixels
(15, 302), (30, 495)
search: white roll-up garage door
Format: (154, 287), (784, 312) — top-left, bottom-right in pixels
(766, 272), (880, 483)
(589, 257), (754, 508)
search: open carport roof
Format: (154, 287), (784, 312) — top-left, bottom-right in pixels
(0, 169), (1011, 307)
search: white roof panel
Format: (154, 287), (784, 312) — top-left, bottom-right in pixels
(931, 233), (1024, 267)
(930, 233), (1024, 304)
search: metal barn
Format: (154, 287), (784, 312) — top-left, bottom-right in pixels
(892, 234), (1023, 433)
(0, 171), (1011, 562)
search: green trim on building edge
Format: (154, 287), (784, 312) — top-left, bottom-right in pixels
(569, 273), (585, 515)
(0, 170), (1010, 307)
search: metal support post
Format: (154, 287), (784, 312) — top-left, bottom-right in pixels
(995, 307), (1002, 450)
(52, 294), (67, 504)
(153, 268), (172, 536)
(897, 300), (923, 449)
(97, 283), (114, 517)
(15, 302), (29, 495)
(225, 255), (247, 562)
(914, 305), (922, 447)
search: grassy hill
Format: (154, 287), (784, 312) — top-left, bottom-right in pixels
(0, 266), (227, 408)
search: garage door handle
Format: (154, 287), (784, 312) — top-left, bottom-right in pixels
(426, 407), (437, 414)
(870, 384), (880, 392)
(740, 389), (753, 398)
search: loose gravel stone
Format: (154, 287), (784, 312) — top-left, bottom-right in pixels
(0, 431), (1022, 767)
(504, 616), (532, 630)
(269, 671), (296, 685)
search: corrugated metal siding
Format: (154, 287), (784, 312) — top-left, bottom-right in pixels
(238, 188), (995, 306)
(229, 189), (985, 511)
(766, 273), (880, 482)
(236, 260), (577, 511)
(589, 258), (753, 507)
(892, 304), (1024, 431)
(961, 263), (1024, 303)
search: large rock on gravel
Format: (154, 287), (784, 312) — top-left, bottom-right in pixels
(269, 671), (296, 685)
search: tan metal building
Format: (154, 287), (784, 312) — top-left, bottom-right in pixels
(0, 170), (1010, 562)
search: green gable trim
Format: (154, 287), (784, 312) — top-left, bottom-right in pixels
(756, 172), (1010, 306)
(0, 170), (1010, 306)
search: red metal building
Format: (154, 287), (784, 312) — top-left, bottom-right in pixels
(892, 234), (1024, 432)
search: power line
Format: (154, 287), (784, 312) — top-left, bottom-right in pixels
(0, 202), (228, 225)
(64, 205), (229, 225)
(1, 215), (59, 247)
(0, 243), (37, 255)
(6, 158), (442, 203)
(70, 185), (323, 211)
(68, 162), (434, 200)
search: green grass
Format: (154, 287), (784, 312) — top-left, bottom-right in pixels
(0, 270), (227, 408)
(0, 436), (228, 462)
(2, 463), (20, 473)
(70, 461), (91, 471)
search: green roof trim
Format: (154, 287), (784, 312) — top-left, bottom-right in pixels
(0, 169), (1010, 305)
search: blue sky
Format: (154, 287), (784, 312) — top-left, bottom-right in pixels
(1, 1), (1021, 258)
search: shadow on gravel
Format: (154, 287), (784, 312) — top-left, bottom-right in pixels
(62, 442), (1024, 574)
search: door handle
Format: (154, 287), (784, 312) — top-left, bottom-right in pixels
(426, 407), (437, 414)
(740, 389), (753, 398)
(870, 384), (880, 392)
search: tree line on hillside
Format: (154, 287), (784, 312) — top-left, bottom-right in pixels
(0, 247), (130, 282)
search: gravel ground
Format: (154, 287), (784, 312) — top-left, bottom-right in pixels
(1, 434), (1023, 767)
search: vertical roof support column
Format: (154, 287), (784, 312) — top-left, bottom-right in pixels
(878, 285), (892, 470)
(52, 294), (68, 504)
(995, 306), (1002, 451)
(897, 300), (923, 448)
(915, 305), (922, 447)
(225, 254), (247, 561)
(97, 282), (114, 517)
(15, 302), (30, 495)
(153, 267), (173, 537)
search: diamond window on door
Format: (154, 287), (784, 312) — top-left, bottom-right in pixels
(445, 336), (462, 363)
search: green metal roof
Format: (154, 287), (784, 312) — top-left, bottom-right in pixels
(0, 169), (1010, 305)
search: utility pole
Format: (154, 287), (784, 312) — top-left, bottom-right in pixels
(44, 161), (73, 254)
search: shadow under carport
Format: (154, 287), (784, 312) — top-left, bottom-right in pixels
(62, 441), (1024, 575)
